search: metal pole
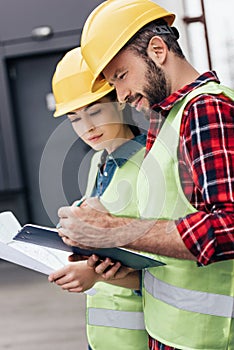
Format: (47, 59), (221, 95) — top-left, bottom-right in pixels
(200, 0), (212, 70)
(183, 0), (212, 70)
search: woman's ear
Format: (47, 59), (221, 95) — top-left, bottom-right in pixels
(147, 36), (167, 65)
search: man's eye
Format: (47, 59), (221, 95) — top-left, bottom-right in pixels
(118, 72), (127, 80)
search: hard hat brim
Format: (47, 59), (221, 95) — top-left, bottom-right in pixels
(53, 82), (114, 117)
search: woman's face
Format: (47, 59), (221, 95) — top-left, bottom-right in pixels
(67, 97), (127, 153)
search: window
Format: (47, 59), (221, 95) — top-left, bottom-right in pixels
(182, 0), (234, 87)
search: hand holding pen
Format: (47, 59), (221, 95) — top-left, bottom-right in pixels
(57, 196), (114, 248)
(72, 196), (87, 208)
(56, 196), (86, 229)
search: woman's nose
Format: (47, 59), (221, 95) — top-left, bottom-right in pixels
(83, 118), (95, 133)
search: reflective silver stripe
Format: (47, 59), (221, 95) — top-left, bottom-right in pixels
(144, 270), (234, 318)
(88, 308), (146, 330)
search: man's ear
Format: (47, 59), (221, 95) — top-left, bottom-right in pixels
(147, 36), (167, 65)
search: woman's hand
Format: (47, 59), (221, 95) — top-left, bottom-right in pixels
(48, 260), (100, 293)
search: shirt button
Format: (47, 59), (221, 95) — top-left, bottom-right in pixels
(104, 171), (108, 177)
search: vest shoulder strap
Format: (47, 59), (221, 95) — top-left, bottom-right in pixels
(85, 151), (102, 197)
(167, 81), (234, 131)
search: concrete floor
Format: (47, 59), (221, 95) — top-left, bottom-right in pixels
(0, 260), (88, 350)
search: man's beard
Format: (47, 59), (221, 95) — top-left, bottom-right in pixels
(143, 57), (169, 108)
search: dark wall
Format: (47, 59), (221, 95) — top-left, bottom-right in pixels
(0, 0), (103, 225)
(0, 0), (100, 43)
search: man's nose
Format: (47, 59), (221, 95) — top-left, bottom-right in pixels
(116, 86), (131, 104)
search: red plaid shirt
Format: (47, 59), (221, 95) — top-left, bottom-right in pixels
(146, 71), (234, 350)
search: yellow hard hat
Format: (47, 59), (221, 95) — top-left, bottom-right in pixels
(52, 47), (114, 117)
(81, 0), (175, 91)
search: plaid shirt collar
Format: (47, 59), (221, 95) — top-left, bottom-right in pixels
(151, 71), (220, 112)
(146, 71), (220, 153)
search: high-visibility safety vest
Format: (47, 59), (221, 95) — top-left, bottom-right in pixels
(137, 82), (234, 349)
(85, 145), (149, 350)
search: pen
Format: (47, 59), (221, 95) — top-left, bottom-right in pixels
(56, 196), (86, 229)
(74, 195), (87, 208)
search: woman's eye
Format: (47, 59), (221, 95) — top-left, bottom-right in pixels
(89, 108), (101, 117)
(70, 117), (81, 123)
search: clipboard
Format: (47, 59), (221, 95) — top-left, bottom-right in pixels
(13, 224), (165, 270)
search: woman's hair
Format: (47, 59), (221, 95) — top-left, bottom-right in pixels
(123, 19), (185, 60)
(106, 90), (141, 136)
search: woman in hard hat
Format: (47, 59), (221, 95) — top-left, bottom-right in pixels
(49, 47), (148, 350)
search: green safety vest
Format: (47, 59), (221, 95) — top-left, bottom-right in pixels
(137, 82), (234, 349)
(85, 145), (149, 350)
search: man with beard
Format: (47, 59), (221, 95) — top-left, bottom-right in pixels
(57, 1), (234, 349)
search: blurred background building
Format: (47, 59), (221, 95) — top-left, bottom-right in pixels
(0, 0), (233, 349)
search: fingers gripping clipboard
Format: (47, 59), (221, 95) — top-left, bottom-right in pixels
(14, 224), (165, 270)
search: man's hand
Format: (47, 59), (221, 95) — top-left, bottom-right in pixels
(87, 254), (134, 280)
(86, 254), (140, 289)
(57, 197), (154, 248)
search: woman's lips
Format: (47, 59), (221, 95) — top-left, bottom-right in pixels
(87, 133), (103, 142)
